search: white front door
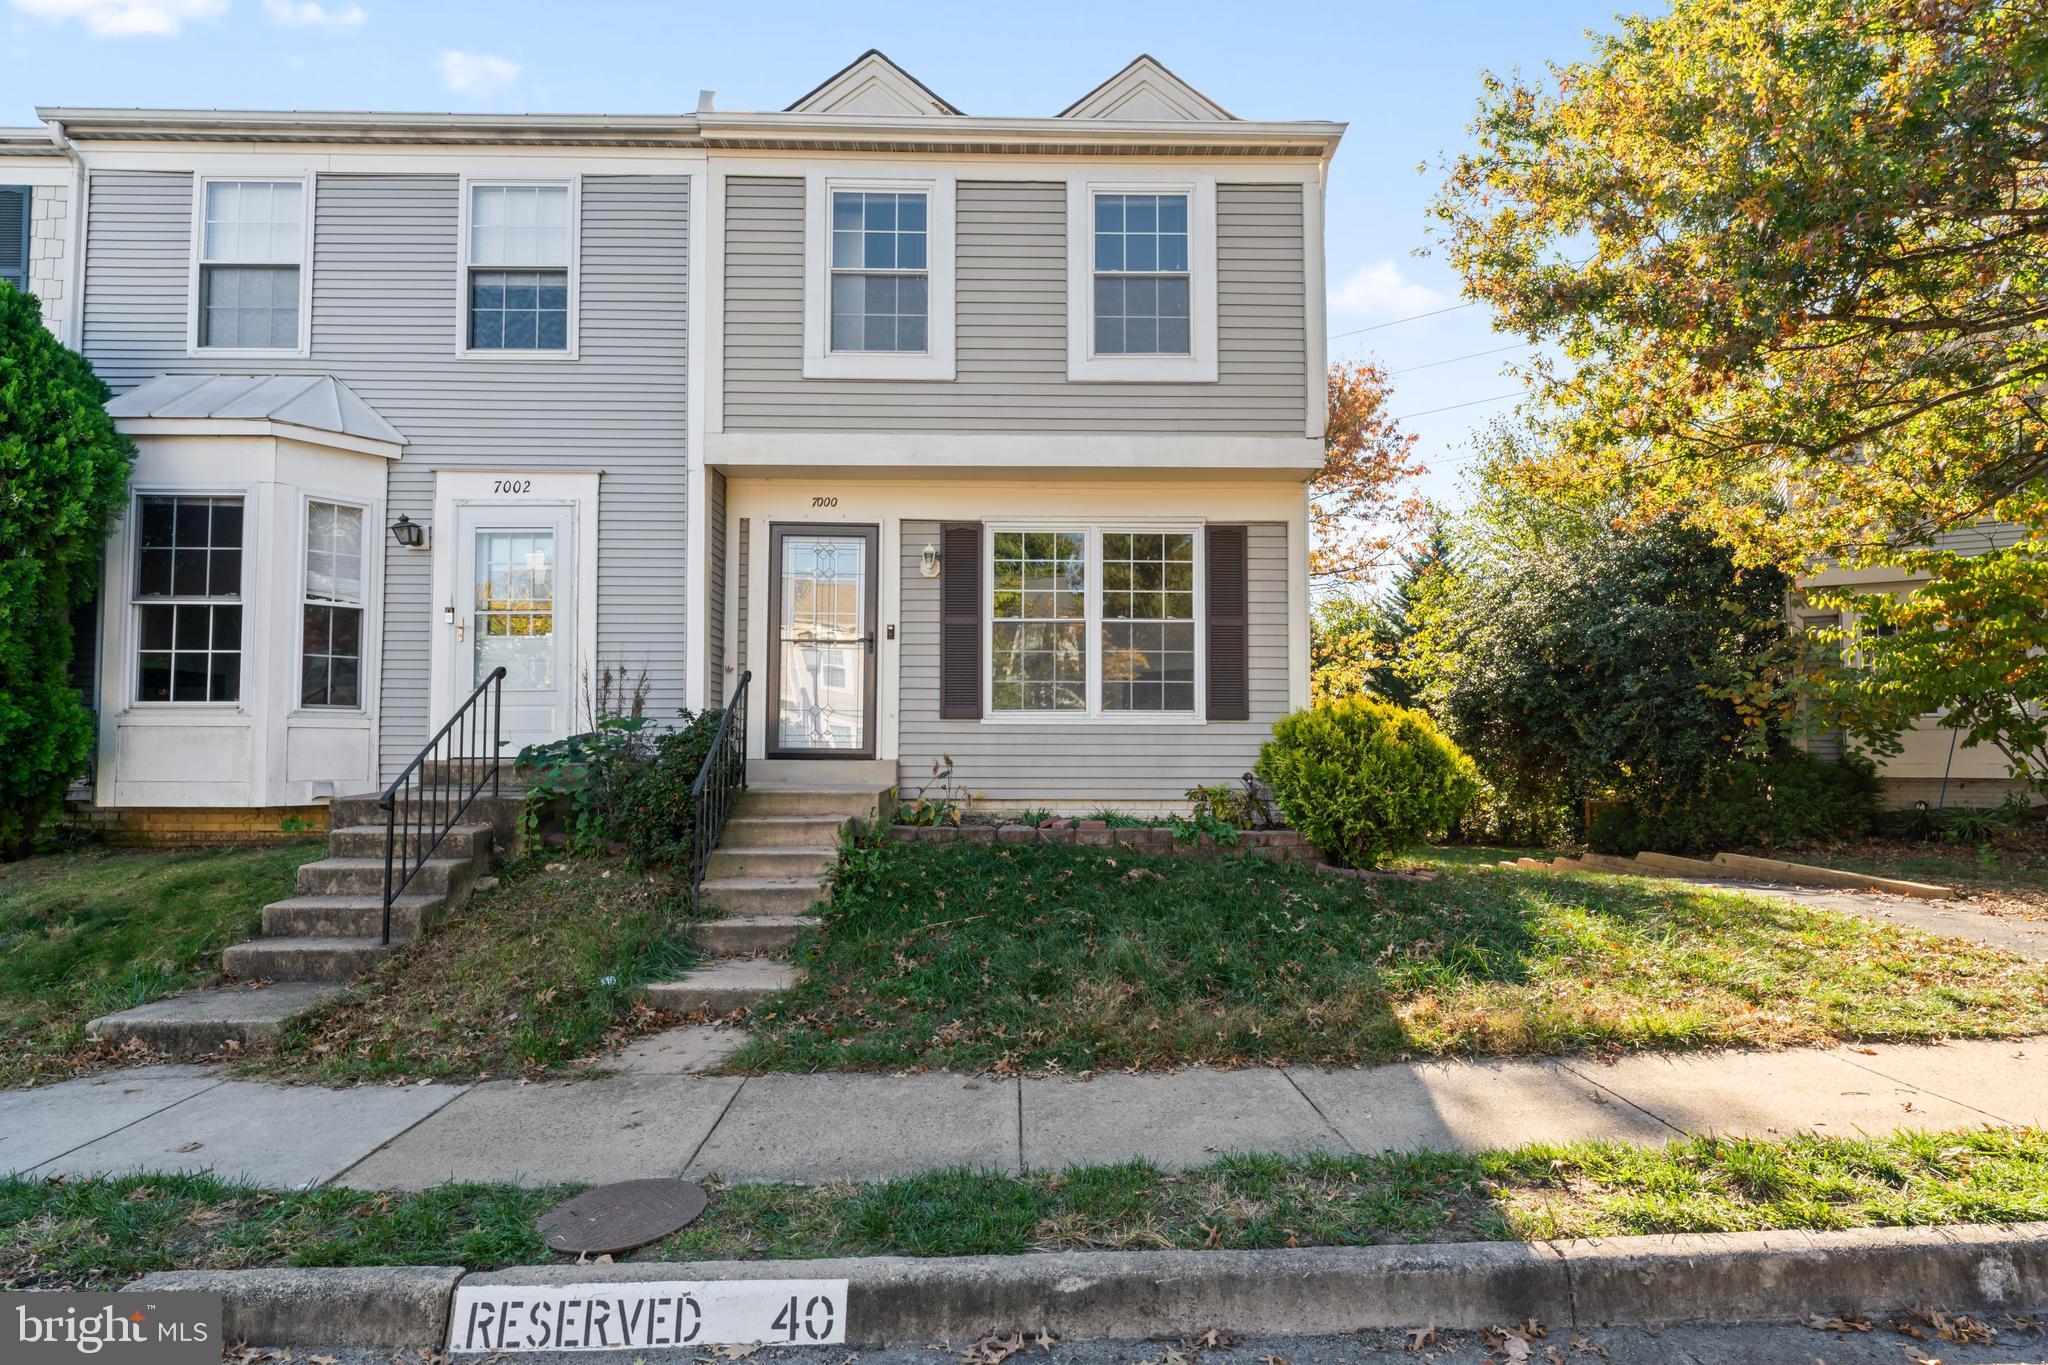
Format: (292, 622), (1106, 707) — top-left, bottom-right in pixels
(456, 504), (575, 754)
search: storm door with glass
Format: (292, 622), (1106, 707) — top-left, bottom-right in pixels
(768, 525), (878, 758)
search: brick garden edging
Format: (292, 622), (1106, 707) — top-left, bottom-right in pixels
(890, 820), (1319, 863)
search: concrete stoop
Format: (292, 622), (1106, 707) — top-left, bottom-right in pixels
(641, 781), (881, 1020)
(88, 795), (520, 1057)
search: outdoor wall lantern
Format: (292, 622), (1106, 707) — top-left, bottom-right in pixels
(920, 543), (942, 578)
(389, 514), (428, 549)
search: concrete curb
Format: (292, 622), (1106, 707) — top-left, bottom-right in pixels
(128, 1223), (2048, 1347)
(125, 1266), (464, 1349)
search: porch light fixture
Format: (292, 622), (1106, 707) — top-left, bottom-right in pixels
(389, 514), (427, 549)
(920, 543), (941, 578)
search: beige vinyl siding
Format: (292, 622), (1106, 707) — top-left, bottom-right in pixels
(896, 519), (1289, 803)
(735, 517), (750, 686)
(722, 178), (1306, 432)
(82, 171), (690, 780)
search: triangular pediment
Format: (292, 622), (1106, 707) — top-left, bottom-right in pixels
(788, 50), (962, 116)
(1058, 55), (1235, 121)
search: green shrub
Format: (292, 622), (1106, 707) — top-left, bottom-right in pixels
(0, 286), (135, 855)
(1256, 698), (1481, 867)
(611, 709), (724, 869)
(1587, 751), (1879, 855)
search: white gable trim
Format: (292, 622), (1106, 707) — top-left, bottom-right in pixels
(1060, 56), (1235, 122)
(789, 52), (960, 117)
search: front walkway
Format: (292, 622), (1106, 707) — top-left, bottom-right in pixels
(3, 1035), (2042, 1191)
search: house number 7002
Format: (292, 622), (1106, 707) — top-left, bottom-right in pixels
(811, 496), (838, 507)
(492, 479), (532, 494)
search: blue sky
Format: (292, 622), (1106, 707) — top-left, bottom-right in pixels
(4, 0), (1628, 508)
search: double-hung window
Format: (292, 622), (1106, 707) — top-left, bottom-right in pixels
(803, 173), (955, 379)
(1066, 176), (1217, 382)
(1093, 194), (1190, 356)
(464, 181), (574, 354)
(196, 178), (307, 352)
(989, 526), (1202, 718)
(301, 500), (366, 708)
(134, 495), (243, 704)
(830, 189), (928, 353)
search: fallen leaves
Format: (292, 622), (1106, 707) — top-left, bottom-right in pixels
(1405, 1318), (1439, 1350)
(1805, 1307), (1872, 1333)
(1894, 1302), (1996, 1346)
(1480, 1318), (1547, 1362)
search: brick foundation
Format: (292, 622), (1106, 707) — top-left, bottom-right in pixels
(891, 820), (1319, 864)
(60, 802), (331, 847)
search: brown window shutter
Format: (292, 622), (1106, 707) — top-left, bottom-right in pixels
(1206, 525), (1250, 721)
(939, 522), (983, 719)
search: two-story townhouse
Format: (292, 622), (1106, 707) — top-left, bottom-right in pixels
(11, 52), (1338, 833)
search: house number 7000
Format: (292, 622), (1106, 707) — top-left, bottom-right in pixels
(811, 496), (838, 507)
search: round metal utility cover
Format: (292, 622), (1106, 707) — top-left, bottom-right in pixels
(537, 1178), (709, 1256)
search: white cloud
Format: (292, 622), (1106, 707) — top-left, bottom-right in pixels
(1329, 259), (1447, 320)
(263, 0), (365, 28)
(437, 49), (520, 96)
(12, 0), (225, 37)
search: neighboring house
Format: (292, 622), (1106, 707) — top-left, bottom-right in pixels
(1795, 521), (2032, 810)
(1, 53), (1337, 827)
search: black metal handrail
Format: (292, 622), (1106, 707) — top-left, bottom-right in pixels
(378, 665), (506, 945)
(689, 670), (751, 907)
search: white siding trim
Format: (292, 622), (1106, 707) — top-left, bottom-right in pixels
(1065, 171), (1217, 383)
(685, 166), (710, 711)
(801, 169), (956, 380)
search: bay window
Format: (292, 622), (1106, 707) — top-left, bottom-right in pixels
(301, 500), (366, 708)
(135, 494), (243, 703)
(988, 525), (1202, 718)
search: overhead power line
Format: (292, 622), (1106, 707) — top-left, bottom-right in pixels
(1390, 343), (1527, 376)
(1327, 300), (1476, 341)
(1390, 390), (1525, 421)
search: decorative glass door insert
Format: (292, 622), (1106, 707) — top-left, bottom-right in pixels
(771, 527), (876, 755)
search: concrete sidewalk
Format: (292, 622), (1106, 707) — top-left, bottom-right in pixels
(4, 1034), (2043, 1190)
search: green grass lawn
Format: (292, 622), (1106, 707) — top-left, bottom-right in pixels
(724, 840), (2048, 1075)
(6, 1128), (2043, 1288)
(0, 842), (324, 1087)
(251, 856), (696, 1085)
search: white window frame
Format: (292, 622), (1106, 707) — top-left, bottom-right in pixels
(803, 170), (956, 381)
(187, 173), (314, 358)
(295, 493), (371, 714)
(982, 520), (1206, 724)
(126, 485), (253, 711)
(1066, 173), (1218, 383)
(456, 175), (582, 361)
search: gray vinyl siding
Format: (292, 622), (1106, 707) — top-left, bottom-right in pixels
(723, 179), (1305, 432)
(82, 170), (690, 780)
(707, 468), (726, 704)
(897, 519), (1290, 802)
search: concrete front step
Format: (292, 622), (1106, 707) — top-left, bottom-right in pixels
(704, 846), (836, 881)
(688, 914), (819, 955)
(718, 815), (848, 849)
(296, 853), (481, 899)
(700, 876), (826, 917)
(86, 982), (344, 1056)
(325, 823), (493, 861)
(262, 892), (449, 939)
(642, 958), (798, 1014)
(328, 792), (528, 850)
(223, 935), (395, 983)
(734, 788), (885, 820)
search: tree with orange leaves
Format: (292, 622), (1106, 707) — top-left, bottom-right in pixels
(1315, 360), (1428, 588)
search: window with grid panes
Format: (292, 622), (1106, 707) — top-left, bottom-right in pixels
(829, 190), (929, 353)
(134, 495), (243, 703)
(467, 183), (570, 351)
(301, 501), (364, 708)
(989, 531), (1087, 712)
(1100, 531), (1197, 711)
(198, 180), (304, 349)
(1091, 192), (1190, 356)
